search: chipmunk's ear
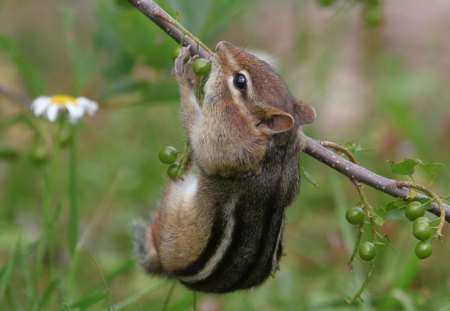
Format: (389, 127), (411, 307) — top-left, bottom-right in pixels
(258, 107), (294, 134)
(294, 100), (316, 125)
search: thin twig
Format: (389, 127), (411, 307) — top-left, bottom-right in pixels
(0, 85), (32, 109)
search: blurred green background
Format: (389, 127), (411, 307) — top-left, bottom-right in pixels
(1, 0), (449, 310)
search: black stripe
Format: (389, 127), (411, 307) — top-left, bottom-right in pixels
(225, 196), (281, 291)
(223, 148), (288, 291)
(174, 206), (226, 276)
(181, 205), (244, 291)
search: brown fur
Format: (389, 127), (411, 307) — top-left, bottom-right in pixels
(135, 41), (316, 293)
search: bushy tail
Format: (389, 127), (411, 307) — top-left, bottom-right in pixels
(132, 220), (166, 276)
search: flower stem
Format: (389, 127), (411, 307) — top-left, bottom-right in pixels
(68, 124), (79, 256)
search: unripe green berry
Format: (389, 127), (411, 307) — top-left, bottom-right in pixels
(167, 163), (180, 180)
(359, 242), (377, 261)
(159, 146), (177, 164)
(172, 47), (189, 63)
(172, 47), (181, 61)
(192, 58), (211, 76)
(415, 241), (432, 259)
(414, 217), (430, 225)
(57, 127), (71, 148)
(413, 221), (433, 241)
(405, 201), (425, 221)
(346, 207), (365, 225)
(317, 0), (335, 6)
(363, 6), (382, 26)
(413, 217), (430, 233)
(31, 145), (49, 166)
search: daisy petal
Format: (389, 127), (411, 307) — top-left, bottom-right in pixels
(66, 103), (84, 123)
(46, 104), (61, 122)
(31, 96), (50, 116)
(76, 97), (98, 116)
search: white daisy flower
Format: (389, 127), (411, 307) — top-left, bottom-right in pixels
(31, 95), (98, 123)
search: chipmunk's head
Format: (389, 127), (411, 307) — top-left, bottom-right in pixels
(205, 41), (316, 136)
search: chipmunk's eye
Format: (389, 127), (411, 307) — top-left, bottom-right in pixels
(233, 73), (247, 91)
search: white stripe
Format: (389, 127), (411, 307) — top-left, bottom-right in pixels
(179, 199), (237, 283)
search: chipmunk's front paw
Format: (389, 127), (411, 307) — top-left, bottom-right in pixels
(173, 46), (197, 87)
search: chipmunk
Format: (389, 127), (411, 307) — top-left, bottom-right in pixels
(135, 41), (316, 293)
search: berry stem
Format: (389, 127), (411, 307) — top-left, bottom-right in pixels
(151, 10), (214, 56)
(323, 141), (379, 304)
(176, 143), (192, 179)
(348, 224), (363, 270)
(346, 262), (375, 304)
(396, 181), (445, 239)
(320, 141), (357, 164)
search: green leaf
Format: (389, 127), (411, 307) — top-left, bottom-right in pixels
(343, 141), (366, 153)
(70, 291), (107, 309)
(61, 5), (97, 92)
(384, 208), (405, 221)
(383, 199), (407, 220)
(96, 0), (174, 70)
(0, 237), (21, 289)
(373, 206), (385, 216)
(13, 54), (45, 97)
(0, 34), (44, 96)
(384, 199), (407, 211)
(387, 158), (418, 176)
(36, 279), (61, 310)
(420, 162), (445, 179)
(67, 41), (97, 92)
(62, 303), (71, 311)
(374, 215), (385, 226)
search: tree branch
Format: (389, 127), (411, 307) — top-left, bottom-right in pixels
(304, 138), (450, 222)
(135, 0), (450, 222)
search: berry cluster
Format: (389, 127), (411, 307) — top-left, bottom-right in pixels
(405, 201), (434, 259)
(158, 50), (212, 180)
(159, 145), (180, 180)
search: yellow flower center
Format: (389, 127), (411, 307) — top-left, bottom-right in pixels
(50, 95), (77, 105)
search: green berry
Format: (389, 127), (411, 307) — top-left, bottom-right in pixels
(415, 241), (432, 259)
(57, 127), (71, 148)
(172, 47), (181, 61)
(346, 207), (365, 225)
(359, 242), (377, 261)
(365, 0), (380, 7)
(167, 163), (180, 180)
(172, 47), (189, 63)
(363, 6), (382, 26)
(414, 217), (430, 225)
(413, 221), (433, 241)
(413, 217), (430, 232)
(159, 146), (177, 164)
(31, 145), (49, 166)
(192, 58), (211, 76)
(317, 0), (335, 6)
(405, 201), (425, 221)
